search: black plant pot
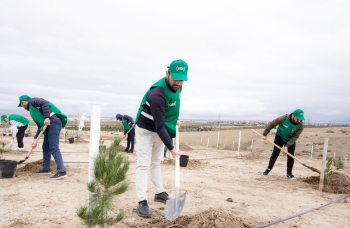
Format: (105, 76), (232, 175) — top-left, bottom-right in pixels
(68, 138), (74, 144)
(0, 160), (17, 178)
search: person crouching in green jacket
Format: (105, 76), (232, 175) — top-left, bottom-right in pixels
(1, 114), (29, 150)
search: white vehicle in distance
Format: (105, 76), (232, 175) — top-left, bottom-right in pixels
(111, 131), (120, 135)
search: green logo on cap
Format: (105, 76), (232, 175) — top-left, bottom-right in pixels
(176, 66), (186, 72)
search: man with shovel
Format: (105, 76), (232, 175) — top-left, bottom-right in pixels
(116, 113), (135, 153)
(1, 114), (29, 150)
(261, 109), (305, 180)
(133, 59), (187, 218)
(18, 95), (68, 180)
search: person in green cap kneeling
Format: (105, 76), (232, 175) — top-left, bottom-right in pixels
(261, 109), (305, 180)
(18, 95), (68, 180)
(1, 114), (30, 150)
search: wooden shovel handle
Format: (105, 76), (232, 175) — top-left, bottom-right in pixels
(19, 125), (47, 164)
(251, 129), (304, 164)
(121, 124), (135, 141)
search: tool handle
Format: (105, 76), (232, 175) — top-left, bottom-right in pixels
(23, 125), (47, 158)
(121, 124), (135, 141)
(175, 125), (180, 188)
(250, 129), (304, 164)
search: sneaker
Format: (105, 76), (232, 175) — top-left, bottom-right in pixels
(137, 201), (152, 218)
(287, 173), (296, 180)
(35, 169), (51, 174)
(127, 150), (133, 153)
(124, 149), (129, 152)
(17, 148), (24, 151)
(154, 192), (170, 203)
(262, 169), (271, 176)
(50, 171), (67, 180)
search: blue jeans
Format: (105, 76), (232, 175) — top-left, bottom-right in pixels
(42, 120), (66, 172)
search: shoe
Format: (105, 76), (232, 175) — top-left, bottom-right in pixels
(50, 172), (67, 180)
(35, 169), (51, 174)
(287, 173), (296, 180)
(124, 149), (129, 152)
(154, 192), (170, 203)
(262, 169), (271, 176)
(127, 150), (133, 153)
(18, 148), (24, 151)
(137, 201), (152, 218)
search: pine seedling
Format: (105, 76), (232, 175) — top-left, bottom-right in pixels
(77, 136), (130, 227)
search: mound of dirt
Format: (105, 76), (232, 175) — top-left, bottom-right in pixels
(74, 137), (88, 144)
(243, 152), (267, 160)
(302, 172), (350, 194)
(161, 158), (204, 170)
(180, 142), (192, 151)
(17, 159), (56, 172)
(123, 208), (258, 228)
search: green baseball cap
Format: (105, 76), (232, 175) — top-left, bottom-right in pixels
(18, 95), (31, 107)
(1, 115), (7, 122)
(168, 59), (188, 81)
(293, 109), (305, 121)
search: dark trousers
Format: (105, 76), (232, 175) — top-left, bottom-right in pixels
(267, 134), (296, 174)
(126, 128), (135, 152)
(16, 125), (28, 148)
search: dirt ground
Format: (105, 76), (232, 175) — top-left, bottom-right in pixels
(0, 127), (349, 228)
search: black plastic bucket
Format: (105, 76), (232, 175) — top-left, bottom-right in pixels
(68, 138), (74, 144)
(180, 155), (189, 167)
(0, 160), (18, 178)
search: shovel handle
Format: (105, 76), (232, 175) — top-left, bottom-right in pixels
(18, 125), (47, 164)
(250, 129), (304, 164)
(121, 124), (135, 141)
(175, 125), (180, 188)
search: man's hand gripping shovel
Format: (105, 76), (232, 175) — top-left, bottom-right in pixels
(164, 125), (187, 221)
(18, 125), (47, 164)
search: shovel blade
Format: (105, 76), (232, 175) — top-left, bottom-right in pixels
(4, 145), (12, 149)
(164, 190), (187, 221)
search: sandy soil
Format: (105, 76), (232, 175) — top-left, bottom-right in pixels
(0, 127), (349, 228)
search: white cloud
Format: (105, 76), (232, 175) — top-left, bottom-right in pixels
(1, 0), (349, 124)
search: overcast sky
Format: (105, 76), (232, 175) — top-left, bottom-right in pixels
(1, 1), (349, 124)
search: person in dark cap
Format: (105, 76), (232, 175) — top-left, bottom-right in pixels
(116, 113), (135, 153)
(133, 59), (187, 218)
(261, 109), (305, 180)
(18, 95), (68, 180)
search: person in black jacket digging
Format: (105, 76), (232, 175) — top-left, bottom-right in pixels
(116, 113), (135, 153)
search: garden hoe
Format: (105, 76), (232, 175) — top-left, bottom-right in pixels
(4, 139), (13, 150)
(18, 125), (47, 164)
(165, 125), (187, 221)
(251, 129), (320, 174)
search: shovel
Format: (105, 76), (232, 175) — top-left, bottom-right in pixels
(164, 125), (187, 221)
(4, 139), (13, 150)
(121, 124), (135, 141)
(18, 125), (47, 164)
(251, 129), (320, 174)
